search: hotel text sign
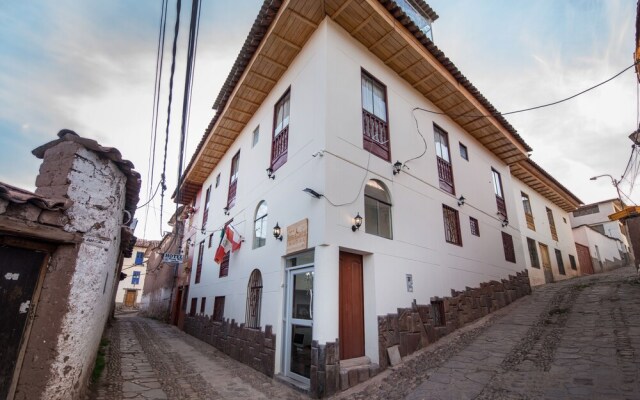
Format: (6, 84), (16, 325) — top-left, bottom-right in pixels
(286, 219), (308, 254)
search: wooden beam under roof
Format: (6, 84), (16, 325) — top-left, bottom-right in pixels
(352, 14), (375, 35)
(259, 53), (289, 70)
(288, 7), (319, 28)
(273, 33), (302, 51)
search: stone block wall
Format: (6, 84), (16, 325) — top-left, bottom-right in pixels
(378, 270), (531, 370)
(310, 339), (339, 398)
(183, 315), (275, 377)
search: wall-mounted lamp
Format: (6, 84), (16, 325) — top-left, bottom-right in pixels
(186, 238), (193, 247)
(266, 167), (275, 180)
(393, 161), (403, 175)
(303, 188), (323, 199)
(501, 218), (509, 227)
(273, 223), (283, 241)
(223, 206), (230, 216)
(351, 212), (363, 232)
(457, 196), (466, 206)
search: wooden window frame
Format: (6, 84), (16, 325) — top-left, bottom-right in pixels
(569, 254), (577, 270)
(555, 249), (566, 275)
(521, 192), (535, 230)
(492, 168), (507, 218)
(219, 251), (230, 278)
(459, 142), (468, 161)
(271, 88), (290, 171)
(200, 297), (206, 315)
(469, 216), (480, 237)
(546, 207), (558, 241)
(213, 296), (225, 322)
(245, 269), (263, 329)
(434, 124), (455, 195)
(527, 237), (540, 268)
(442, 205), (462, 246)
(202, 185), (211, 230)
(227, 151), (240, 209)
(502, 232), (516, 263)
(361, 69), (391, 161)
(194, 240), (205, 284)
(364, 180), (393, 239)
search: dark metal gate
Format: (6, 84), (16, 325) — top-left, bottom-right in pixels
(0, 245), (46, 399)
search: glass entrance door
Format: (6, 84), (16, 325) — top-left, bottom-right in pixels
(284, 266), (314, 383)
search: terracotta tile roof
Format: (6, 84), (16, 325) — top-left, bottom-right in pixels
(135, 238), (162, 249)
(0, 181), (70, 211)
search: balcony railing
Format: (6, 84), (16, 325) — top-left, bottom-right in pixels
(437, 157), (455, 194)
(525, 213), (535, 231)
(271, 126), (288, 170)
(496, 195), (507, 218)
(362, 109), (390, 160)
(227, 180), (237, 209)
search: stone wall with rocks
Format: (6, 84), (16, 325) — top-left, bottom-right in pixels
(378, 270), (531, 370)
(183, 315), (275, 377)
(310, 339), (339, 398)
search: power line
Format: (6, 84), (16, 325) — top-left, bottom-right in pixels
(414, 60), (640, 119)
(159, 0), (183, 236)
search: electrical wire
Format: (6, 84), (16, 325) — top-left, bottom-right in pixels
(413, 60), (640, 119)
(136, 181), (162, 210)
(322, 147), (373, 207)
(144, 0), (169, 239)
(400, 108), (428, 168)
(159, 0), (182, 236)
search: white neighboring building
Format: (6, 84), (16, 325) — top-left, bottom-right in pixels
(115, 240), (151, 308)
(570, 199), (632, 252)
(572, 225), (628, 273)
(510, 159), (582, 286)
(173, 0), (549, 396)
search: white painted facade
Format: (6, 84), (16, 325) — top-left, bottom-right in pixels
(569, 200), (631, 252)
(186, 18), (528, 379)
(573, 225), (626, 272)
(115, 244), (147, 306)
(511, 177), (579, 286)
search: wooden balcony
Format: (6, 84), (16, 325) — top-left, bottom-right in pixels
(496, 196), (507, 218)
(271, 126), (288, 170)
(437, 157), (455, 195)
(525, 213), (535, 231)
(227, 180), (237, 209)
(362, 109), (389, 160)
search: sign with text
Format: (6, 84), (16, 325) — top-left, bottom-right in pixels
(286, 219), (308, 254)
(162, 253), (183, 263)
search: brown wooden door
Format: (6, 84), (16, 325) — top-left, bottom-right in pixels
(124, 290), (137, 307)
(0, 245), (46, 399)
(576, 243), (595, 275)
(339, 251), (365, 360)
(539, 243), (554, 283)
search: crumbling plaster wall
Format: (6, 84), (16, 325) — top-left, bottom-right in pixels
(16, 142), (127, 400)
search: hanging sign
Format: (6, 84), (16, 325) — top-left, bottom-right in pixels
(162, 253), (183, 263)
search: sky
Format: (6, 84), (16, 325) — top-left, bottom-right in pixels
(0, 0), (637, 240)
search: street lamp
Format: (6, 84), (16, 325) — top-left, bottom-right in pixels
(589, 174), (622, 205)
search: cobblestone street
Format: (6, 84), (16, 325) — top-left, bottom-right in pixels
(89, 314), (304, 400)
(337, 266), (640, 400)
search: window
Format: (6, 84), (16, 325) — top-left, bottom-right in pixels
(442, 205), (462, 246)
(227, 151), (240, 209)
(569, 254), (577, 270)
(213, 296), (225, 322)
(459, 143), (468, 160)
(573, 204), (599, 217)
(502, 232), (516, 263)
(245, 269), (263, 329)
(134, 251), (144, 265)
(202, 185), (211, 230)
(189, 298), (197, 317)
(195, 241), (204, 284)
(219, 251), (230, 278)
(527, 238), (540, 268)
(591, 224), (605, 235)
(271, 89), (290, 170)
(431, 300), (445, 327)
(253, 201), (268, 249)
(364, 180), (393, 239)
(200, 297), (207, 315)
(215, 173), (220, 188)
(131, 271), (141, 285)
(208, 233), (214, 248)
(555, 249), (566, 275)
(361, 71), (390, 161)
(546, 207), (558, 241)
(252, 126), (259, 148)
(434, 125), (455, 194)
(469, 217), (480, 237)
(521, 192), (535, 230)
(492, 169), (507, 217)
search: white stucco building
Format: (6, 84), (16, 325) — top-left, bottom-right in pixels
(509, 160), (582, 286)
(173, 0), (578, 395)
(115, 240), (153, 308)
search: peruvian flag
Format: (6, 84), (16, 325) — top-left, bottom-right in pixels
(214, 225), (242, 264)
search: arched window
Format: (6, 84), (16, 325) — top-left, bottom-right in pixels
(364, 180), (392, 239)
(245, 269), (263, 329)
(253, 201), (268, 249)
